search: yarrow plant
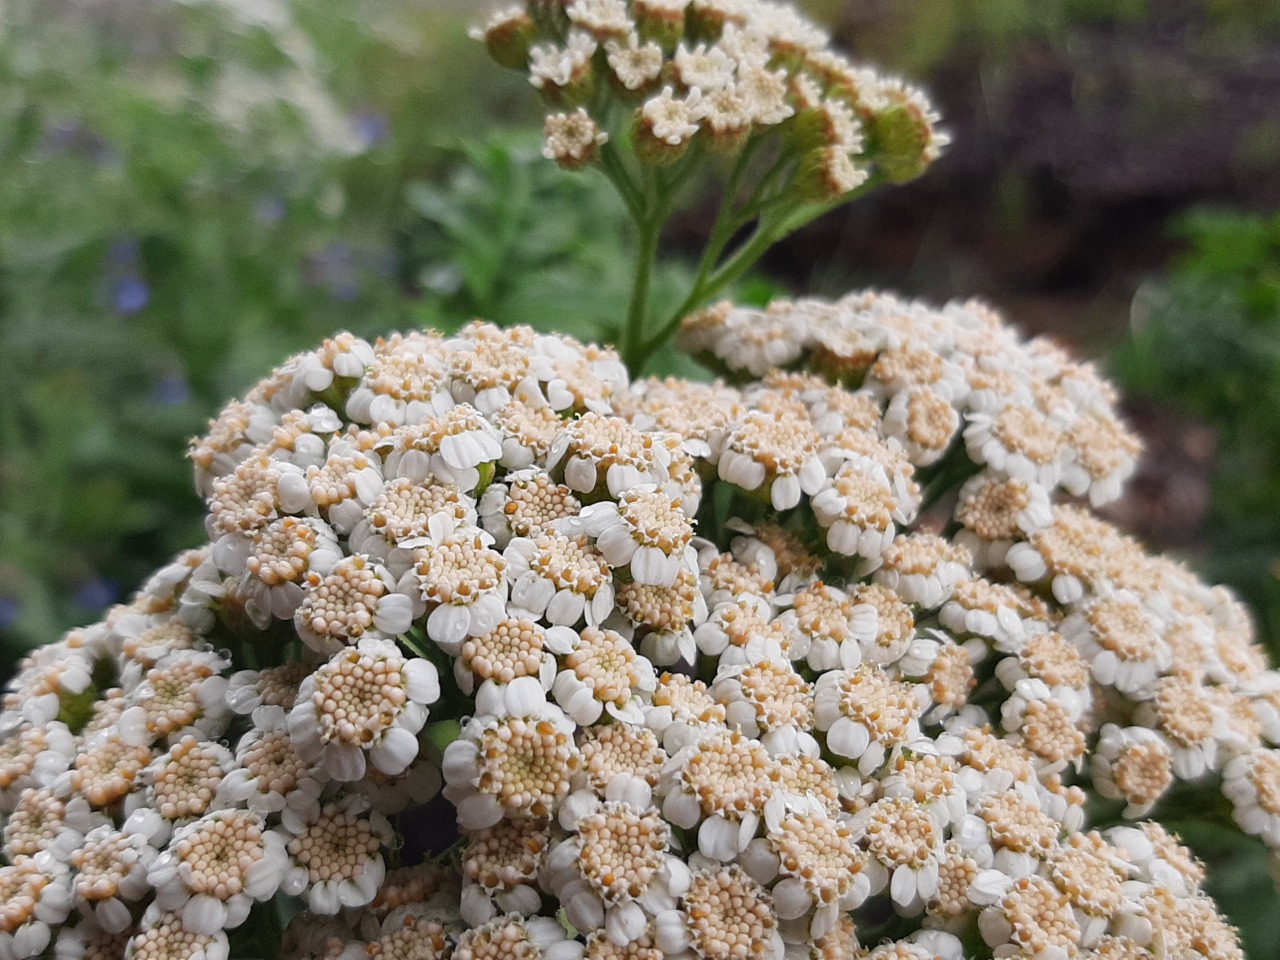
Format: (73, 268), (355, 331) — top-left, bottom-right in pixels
(1, 2), (1277, 960)
(472, 0), (945, 371)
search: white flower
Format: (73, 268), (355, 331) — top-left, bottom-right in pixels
(117, 650), (231, 748)
(122, 736), (235, 846)
(643, 673), (728, 754)
(1059, 590), (1170, 698)
(543, 109), (609, 168)
(0, 645), (94, 736)
(278, 795), (395, 915)
(454, 915), (585, 960)
(1223, 748), (1280, 848)
(344, 336), (451, 427)
(545, 413), (672, 500)
(294, 554), (413, 655)
(124, 905), (230, 960)
(1132, 676), (1232, 781)
(654, 864), (783, 960)
(291, 332), (375, 394)
(850, 796), (943, 911)
(222, 660), (311, 715)
(604, 33), (664, 91)
(774, 582), (873, 671)
(455, 617), (569, 697)
(868, 532), (971, 610)
(69, 825), (157, 934)
(563, 484), (697, 588)
(0, 720), (76, 810)
(149, 809), (285, 936)
(760, 794), (867, 936)
(813, 666), (921, 775)
(442, 701), (581, 830)
(0, 851), (72, 959)
(545, 781), (688, 945)
(528, 31), (598, 93)
(460, 818), (549, 926)
(939, 576), (1039, 652)
(639, 86), (702, 146)
(379, 406), (504, 492)
(998, 679), (1087, 775)
(226, 516), (343, 627)
(406, 527), (510, 652)
(952, 471), (1053, 570)
(478, 469), (582, 550)
(1060, 408), (1142, 507)
(660, 729), (777, 862)
(348, 477), (478, 576)
(710, 657), (818, 757)
(288, 638), (440, 782)
(505, 531), (614, 628)
(302, 445), (386, 533)
(217, 706), (324, 832)
(693, 595), (787, 666)
(551, 626), (656, 725)
(975, 874), (1081, 960)
(810, 456), (902, 560)
(1089, 723), (1173, 819)
(718, 408), (826, 511)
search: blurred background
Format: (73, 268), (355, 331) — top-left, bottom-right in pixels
(1, 0), (1278, 948)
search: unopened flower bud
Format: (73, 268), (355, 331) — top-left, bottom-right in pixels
(604, 34), (665, 99)
(633, 86), (702, 165)
(866, 95), (944, 184)
(684, 0), (740, 44)
(566, 0), (633, 41)
(469, 7), (537, 71)
(792, 145), (868, 201)
(543, 108), (609, 170)
(786, 98), (862, 154)
(698, 87), (753, 154)
(633, 0), (688, 50)
(528, 31), (599, 107)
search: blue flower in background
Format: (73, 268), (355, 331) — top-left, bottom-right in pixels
(105, 237), (149, 314)
(255, 194), (286, 226)
(153, 372), (192, 406)
(0, 597), (19, 632)
(113, 276), (150, 314)
(307, 241), (360, 301)
(73, 576), (119, 612)
(352, 109), (390, 150)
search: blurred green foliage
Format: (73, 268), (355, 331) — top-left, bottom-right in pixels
(1111, 211), (1280, 654)
(0, 0), (720, 665)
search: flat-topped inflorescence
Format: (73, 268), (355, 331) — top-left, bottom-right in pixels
(0, 292), (1269, 959)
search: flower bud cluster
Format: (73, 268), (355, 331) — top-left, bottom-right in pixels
(475, 0), (944, 196)
(0, 298), (1267, 958)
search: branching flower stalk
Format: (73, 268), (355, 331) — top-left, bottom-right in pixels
(476, 0), (946, 372)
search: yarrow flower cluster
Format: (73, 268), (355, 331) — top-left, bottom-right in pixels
(2, 285), (1272, 958)
(473, 0), (948, 377)
(477, 0), (944, 193)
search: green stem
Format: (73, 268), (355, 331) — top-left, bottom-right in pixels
(598, 142), (643, 220)
(692, 139), (763, 289)
(635, 213), (785, 370)
(633, 174), (885, 373)
(622, 207), (663, 369)
(398, 629), (431, 661)
(729, 144), (797, 225)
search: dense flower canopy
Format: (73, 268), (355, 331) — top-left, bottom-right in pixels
(2, 286), (1274, 959)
